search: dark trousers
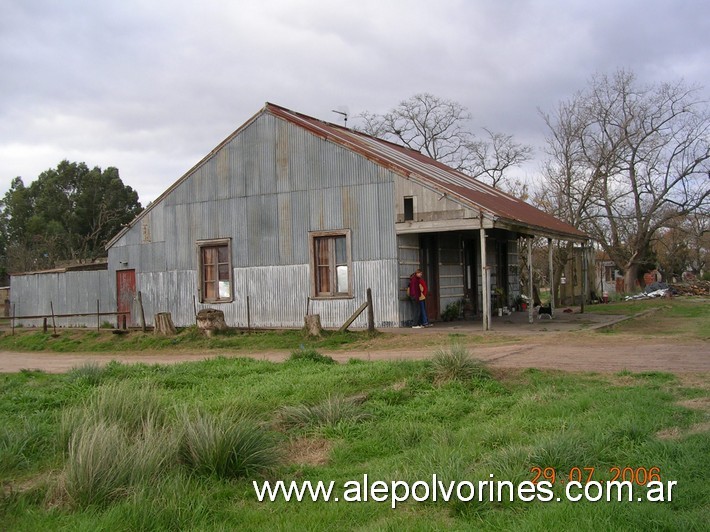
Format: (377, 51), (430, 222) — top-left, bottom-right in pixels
(412, 299), (429, 326)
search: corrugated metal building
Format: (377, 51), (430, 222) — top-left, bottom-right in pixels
(11, 103), (588, 329)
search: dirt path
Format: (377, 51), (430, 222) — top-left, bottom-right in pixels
(1, 336), (708, 374)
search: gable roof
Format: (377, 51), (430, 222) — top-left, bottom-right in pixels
(108, 102), (587, 248)
(265, 103), (587, 241)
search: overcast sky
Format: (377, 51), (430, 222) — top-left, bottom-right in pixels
(1, 0), (708, 205)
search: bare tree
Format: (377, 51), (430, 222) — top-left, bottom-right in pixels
(468, 129), (533, 188)
(358, 93), (531, 189)
(541, 70), (710, 291)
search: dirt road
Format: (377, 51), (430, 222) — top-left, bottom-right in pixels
(1, 335), (708, 374)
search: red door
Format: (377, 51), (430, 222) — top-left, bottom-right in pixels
(116, 269), (136, 327)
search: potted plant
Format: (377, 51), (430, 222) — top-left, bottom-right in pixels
(515, 294), (529, 311)
(493, 287), (505, 314)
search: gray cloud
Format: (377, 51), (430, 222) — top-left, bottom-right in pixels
(1, 0), (708, 202)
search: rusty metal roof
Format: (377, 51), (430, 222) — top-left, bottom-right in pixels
(265, 103), (588, 241)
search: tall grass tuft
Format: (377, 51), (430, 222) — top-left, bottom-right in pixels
(0, 421), (48, 475)
(60, 381), (168, 449)
(278, 395), (371, 430)
(287, 348), (336, 364)
(430, 344), (489, 385)
(178, 410), (279, 479)
(57, 420), (175, 508)
(67, 361), (106, 386)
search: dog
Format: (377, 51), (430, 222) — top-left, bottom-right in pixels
(537, 305), (552, 319)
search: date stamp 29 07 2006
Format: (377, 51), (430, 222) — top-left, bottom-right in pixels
(530, 466), (677, 502)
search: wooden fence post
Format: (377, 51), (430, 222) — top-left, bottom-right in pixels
(366, 288), (375, 332)
(138, 291), (146, 332)
(50, 301), (57, 335)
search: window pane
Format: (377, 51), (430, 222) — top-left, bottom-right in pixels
(335, 236), (346, 264)
(204, 280), (216, 300)
(202, 247), (217, 266)
(218, 264), (230, 280)
(336, 265), (348, 293)
(219, 281), (231, 299)
(217, 245), (229, 264)
(204, 263), (216, 281)
(317, 265), (330, 293)
(315, 238), (330, 266)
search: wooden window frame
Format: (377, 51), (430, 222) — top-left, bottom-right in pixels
(309, 229), (353, 299)
(403, 196), (414, 221)
(197, 238), (233, 303)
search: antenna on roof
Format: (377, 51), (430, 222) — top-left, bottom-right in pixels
(331, 107), (349, 128)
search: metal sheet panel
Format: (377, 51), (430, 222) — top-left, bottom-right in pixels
(134, 260), (399, 329)
(11, 270), (112, 327)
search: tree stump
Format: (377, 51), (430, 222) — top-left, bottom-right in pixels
(304, 314), (323, 337)
(154, 312), (176, 336)
(196, 308), (228, 337)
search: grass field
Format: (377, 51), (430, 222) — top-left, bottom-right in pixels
(1, 346), (708, 529)
(587, 298), (710, 341)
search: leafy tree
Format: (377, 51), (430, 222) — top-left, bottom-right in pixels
(540, 70), (710, 291)
(1, 161), (142, 272)
(654, 213), (709, 280)
(358, 93), (531, 190)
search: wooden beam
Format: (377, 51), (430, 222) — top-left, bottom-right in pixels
(480, 228), (490, 331)
(548, 238), (554, 317)
(528, 237), (534, 324)
(339, 301), (369, 332)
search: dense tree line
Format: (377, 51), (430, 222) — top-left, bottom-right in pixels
(0, 160), (142, 278)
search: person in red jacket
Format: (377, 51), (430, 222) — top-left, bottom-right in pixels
(408, 269), (431, 328)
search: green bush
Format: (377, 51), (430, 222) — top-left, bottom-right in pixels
(441, 300), (462, 322)
(278, 395), (370, 430)
(178, 410), (279, 479)
(67, 361), (106, 386)
(430, 344), (489, 385)
(287, 348), (336, 364)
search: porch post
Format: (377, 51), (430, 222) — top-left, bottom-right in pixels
(528, 237), (534, 324)
(581, 241), (589, 314)
(480, 228), (490, 331)
(548, 238), (554, 318)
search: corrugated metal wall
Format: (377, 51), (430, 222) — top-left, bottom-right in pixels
(134, 260), (399, 328)
(107, 112), (403, 329)
(11, 270), (113, 327)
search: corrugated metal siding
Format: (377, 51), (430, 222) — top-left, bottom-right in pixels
(439, 233), (464, 312)
(134, 260), (399, 329)
(11, 270), (112, 327)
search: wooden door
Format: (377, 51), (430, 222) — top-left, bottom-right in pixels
(116, 269), (136, 327)
(419, 234), (439, 320)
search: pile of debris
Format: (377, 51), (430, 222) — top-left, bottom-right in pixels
(668, 280), (710, 296)
(625, 280), (710, 300)
(625, 282), (672, 300)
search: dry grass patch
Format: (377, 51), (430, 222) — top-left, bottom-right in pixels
(284, 436), (333, 466)
(656, 421), (710, 440)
